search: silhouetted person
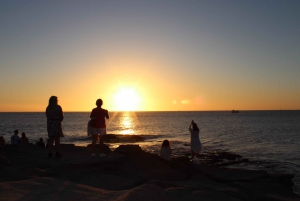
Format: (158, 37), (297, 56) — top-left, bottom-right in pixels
(159, 139), (172, 161)
(19, 132), (29, 145)
(0, 136), (6, 148)
(46, 96), (64, 158)
(90, 99), (109, 157)
(11, 130), (19, 145)
(189, 120), (202, 160)
(46, 138), (49, 149)
(36, 138), (46, 148)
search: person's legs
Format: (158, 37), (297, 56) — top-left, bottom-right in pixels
(54, 136), (62, 158)
(99, 136), (103, 152)
(91, 135), (98, 156)
(98, 136), (106, 157)
(54, 136), (60, 151)
(48, 136), (55, 158)
(191, 150), (195, 159)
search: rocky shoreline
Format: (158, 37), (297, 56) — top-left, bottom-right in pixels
(0, 143), (299, 201)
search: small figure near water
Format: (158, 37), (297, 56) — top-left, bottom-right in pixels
(189, 120), (202, 160)
(90, 99), (109, 158)
(19, 132), (29, 145)
(11, 130), (20, 145)
(0, 136), (6, 147)
(36, 138), (46, 148)
(46, 138), (49, 149)
(159, 139), (172, 161)
(46, 96), (64, 158)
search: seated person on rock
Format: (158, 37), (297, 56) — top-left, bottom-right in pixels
(0, 136), (6, 147)
(19, 132), (29, 145)
(159, 139), (172, 161)
(36, 138), (46, 148)
(11, 130), (20, 145)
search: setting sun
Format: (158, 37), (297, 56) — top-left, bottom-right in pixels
(113, 87), (141, 111)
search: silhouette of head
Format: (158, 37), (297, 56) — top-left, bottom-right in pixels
(40, 138), (43, 142)
(49, 96), (58, 106)
(162, 139), (170, 147)
(14, 130), (18, 135)
(22, 132), (26, 137)
(96, 99), (103, 107)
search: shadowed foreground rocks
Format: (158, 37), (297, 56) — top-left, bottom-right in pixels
(0, 144), (299, 201)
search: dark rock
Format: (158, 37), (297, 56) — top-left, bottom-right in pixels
(103, 134), (145, 143)
(86, 143), (112, 153)
(236, 181), (300, 200)
(216, 158), (249, 167)
(60, 144), (75, 148)
(269, 173), (295, 189)
(122, 184), (171, 201)
(208, 151), (242, 161)
(0, 144), (298, 200)
(0, 155), (11, 166)
(113, 144), (143, 155)
(102, 134), (119, 142)
(170, 156), (190, 168)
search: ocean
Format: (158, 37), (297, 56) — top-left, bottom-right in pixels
(0, 111), (299, 195)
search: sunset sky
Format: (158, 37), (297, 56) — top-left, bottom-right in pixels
(1, 1), (299, 112)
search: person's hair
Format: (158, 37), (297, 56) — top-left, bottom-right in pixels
(14, 130), (18, 134)
(22, 132), (26, 137)
(47, 96), (57, 109)
(162, 140), (170, 148)
(192, 122), (199, 131)
(0, 136), (4, 140)
(40, 138), (44, 142)
(48, 96), (58, 107)
(96, 99), (103, 107)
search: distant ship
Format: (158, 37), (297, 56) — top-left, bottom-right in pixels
(231, 110), (239, 113)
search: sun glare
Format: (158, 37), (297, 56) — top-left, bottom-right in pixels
(113, 87), (141, 111)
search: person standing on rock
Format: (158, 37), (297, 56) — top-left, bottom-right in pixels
(189, 120), (202, 160)
(90, 99), (109, 158)
(46, 96), (64, 158)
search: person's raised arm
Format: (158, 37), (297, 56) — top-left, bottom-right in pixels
(189, 120), (193, 129)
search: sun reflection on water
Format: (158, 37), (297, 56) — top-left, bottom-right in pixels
(120, 113), (135, 134)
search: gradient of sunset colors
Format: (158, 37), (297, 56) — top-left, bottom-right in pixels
(1, 1), (300, 112)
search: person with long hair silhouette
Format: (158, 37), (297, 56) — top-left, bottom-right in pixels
(189, 120), (202, 160)
(46, 96), (64, 158)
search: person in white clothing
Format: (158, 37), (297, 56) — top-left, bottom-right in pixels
(189, 120), (202, 159)
(11, 130), (20, 145)
(159, 139), (172, 161)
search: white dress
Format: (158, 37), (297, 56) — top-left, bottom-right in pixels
(159, 146), (172, 161)
(189, 128), (202, 153)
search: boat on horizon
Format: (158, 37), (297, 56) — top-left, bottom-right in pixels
(231, 110), (239, 113)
